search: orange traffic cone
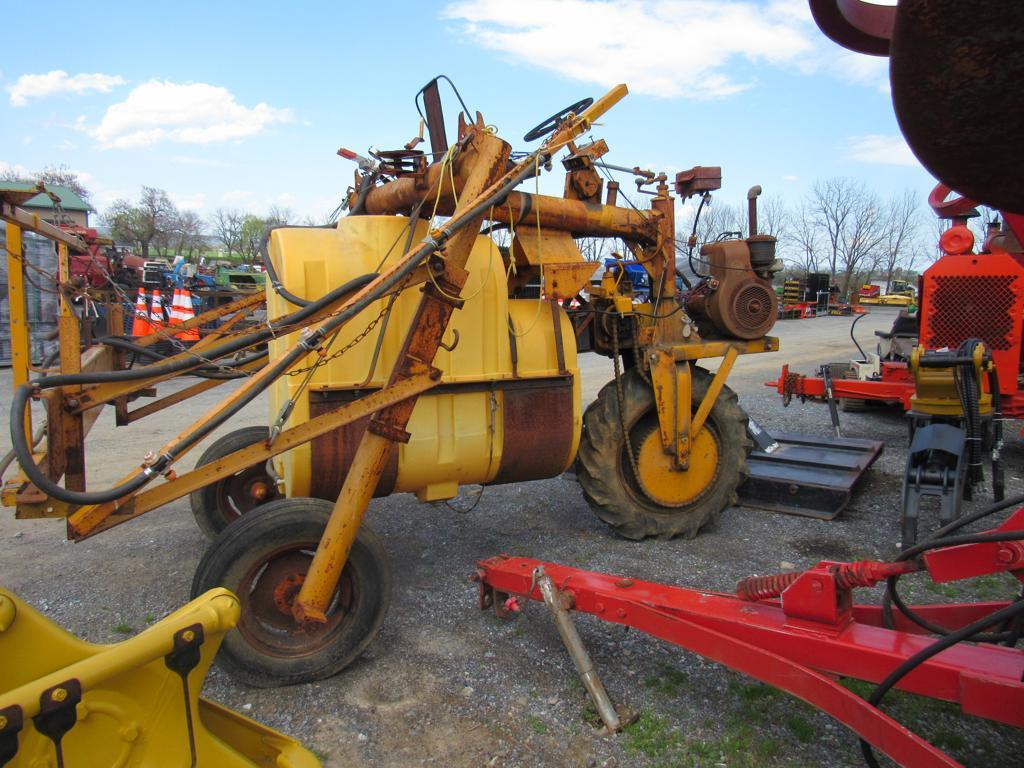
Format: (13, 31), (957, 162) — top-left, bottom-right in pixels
(177, 291), (200, 342)
(168, 289), (183, 330)
(149, 288), (166, 331)
(131, 287), (152, 336)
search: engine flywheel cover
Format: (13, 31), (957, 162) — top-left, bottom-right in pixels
(633, 422), (720, 508)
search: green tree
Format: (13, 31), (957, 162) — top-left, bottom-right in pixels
(105, 186), (175, 258)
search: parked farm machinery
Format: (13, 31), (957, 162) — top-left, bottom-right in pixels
(2, 81), (793, 687)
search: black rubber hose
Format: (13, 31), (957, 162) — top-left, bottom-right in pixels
(881, 493), (1024, 634)
(988, 365), (1004, 501)
(259, 224), (341, 308)
(859, 598), (1024, 768)
(13, 153), (535, 506)
(10, 273), (377, 505)
(849, 311), (868, 360)
(99, 337), (266, 379)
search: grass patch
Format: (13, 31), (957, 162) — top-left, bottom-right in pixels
(143, 613), (156, 624)
(525, 714), (548, 735)
(643, 663), (691, 697)
(112, 623), (133, 635)
(786, 713), (817, 743)
(624, 712), (682, 759)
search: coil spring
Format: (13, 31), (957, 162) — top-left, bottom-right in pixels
(736, 572), (800, 601)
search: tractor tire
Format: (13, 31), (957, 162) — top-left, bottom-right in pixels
(577, 367), (749, 540)
(191, 497), (391, 687)
(189, 426), (279, 538)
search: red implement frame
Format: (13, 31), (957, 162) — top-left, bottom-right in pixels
(475, 509), (1024, 768)
(768, 361), (916, 408)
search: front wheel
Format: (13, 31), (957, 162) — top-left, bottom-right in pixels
(577, 367), (749, 540)
(191, 497), (392, 687)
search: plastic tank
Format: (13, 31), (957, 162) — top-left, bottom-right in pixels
(267, 216), (581, 502)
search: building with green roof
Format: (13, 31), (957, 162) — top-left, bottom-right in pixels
(3, 182), (93, 227)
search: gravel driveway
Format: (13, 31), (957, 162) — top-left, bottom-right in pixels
(2, 306), (1021, 767)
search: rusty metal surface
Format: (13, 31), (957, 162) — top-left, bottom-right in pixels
(0, 202), (88, 252)
(62, 368), (439, 538)
(889, 0), (1024, 212)
(308, 391), (399, 500)
(491, 377), (574, 485)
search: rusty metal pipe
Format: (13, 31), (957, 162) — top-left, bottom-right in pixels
(747, 185), (762, 236)
(363, 175), (656, 243)
(533, 566), (622, 732)
(294, 130), (510, 622)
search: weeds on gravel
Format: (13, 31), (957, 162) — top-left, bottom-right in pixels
(112, 623), (133, 635)
(840, 678), (1006, 767)
(526, 715), (548, 735)
(624, 712), (682, 758)
(643, 663), (691, 697)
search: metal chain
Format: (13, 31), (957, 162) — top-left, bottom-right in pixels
(285, 297), (393, 377)
(630, 316), (651, 385)
(610, 315), (642, 483)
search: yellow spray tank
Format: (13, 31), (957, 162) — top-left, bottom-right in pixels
(266, 216), (581, 503)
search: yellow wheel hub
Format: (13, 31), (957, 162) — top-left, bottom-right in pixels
(634, 423), (720, 508)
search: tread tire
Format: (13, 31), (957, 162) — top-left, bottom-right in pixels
(191, 497), (391, 687)
(577, 367), (749, 540)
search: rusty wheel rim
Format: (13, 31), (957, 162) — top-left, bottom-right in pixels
(215, 464), (278, 524)
(236, 544), (356, 657)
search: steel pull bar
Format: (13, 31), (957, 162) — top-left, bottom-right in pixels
(533, 566), (622, 732)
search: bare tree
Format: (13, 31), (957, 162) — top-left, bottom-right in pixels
(211, 208), (245, 258)
(0, 163), (92, 204)
(172, 210), (207, 259)
(879, 190), (921, 292)
(786, 199), (822, 274)
(808, 178), (888, 298)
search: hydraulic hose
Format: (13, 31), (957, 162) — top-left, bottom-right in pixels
(859, 598), (1024, 768)
(259, 224), (341, 308)
(99, 336), (267, 379)
(10, 272), (377, 505)
(13, 147), (537, 507)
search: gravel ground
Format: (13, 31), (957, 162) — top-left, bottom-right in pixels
(2, 306), (1022, 768)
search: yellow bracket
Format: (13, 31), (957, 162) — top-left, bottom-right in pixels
(0, 586), (320, 766)
(650, 350), (691, 470)
(649, 346), (740, 470)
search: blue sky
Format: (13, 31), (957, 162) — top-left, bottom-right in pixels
(0, 0), (930, 224)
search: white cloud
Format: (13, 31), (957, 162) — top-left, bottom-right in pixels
(169, 191), (208, 211)
(441, 0), (814, 99)
(847, 134), (917, 166)
(82, 80), (294, 149)
(832, 50), (890, 93)
(7, 70), (126, 106)
(0, 161), (32, 178)
(782, 174), (798, 182)
(222, 189), (253, 202)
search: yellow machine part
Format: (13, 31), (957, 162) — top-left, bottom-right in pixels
(0, 587), (319, 767)
(909, 344), (993, 417)
(267, 216), (582, 502)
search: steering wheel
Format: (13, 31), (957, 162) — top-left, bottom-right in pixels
(523, 97), (594, 143)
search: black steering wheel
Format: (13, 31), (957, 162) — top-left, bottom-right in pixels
(523, 97), (594, 143)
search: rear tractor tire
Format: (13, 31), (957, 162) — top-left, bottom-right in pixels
(577, 367), (750, 540)
(191, 497), (392, 687)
